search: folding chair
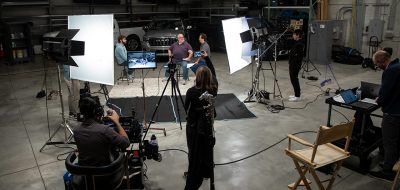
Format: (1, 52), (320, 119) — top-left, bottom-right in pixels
(392, 160), (400, 190)
(285, 120), (355, 190)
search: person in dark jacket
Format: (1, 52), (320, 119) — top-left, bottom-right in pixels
(369, 50), (400, 181)
(184, 51), (218, 190)
(288, 29), (305, 102)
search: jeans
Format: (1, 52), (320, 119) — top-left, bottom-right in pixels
(289, 63), (301, 97)
(64, 78), (80, 114)
(119, 61), (134, 75)
(165, 60), (189, 80)
(381, 114), (400, 172)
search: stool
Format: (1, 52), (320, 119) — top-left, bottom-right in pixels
(117, 65), (133, 85)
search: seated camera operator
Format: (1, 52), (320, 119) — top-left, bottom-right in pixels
(73, 97), (129, 167)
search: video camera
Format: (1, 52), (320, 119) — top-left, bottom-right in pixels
(103, 108), (161, 162)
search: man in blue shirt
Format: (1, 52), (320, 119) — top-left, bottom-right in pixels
(115, 35), (134, 80)
(370, 50), (400, 181)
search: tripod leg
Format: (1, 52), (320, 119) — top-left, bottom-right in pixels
(142, 75), (171, 140)
(174, 78), (187, 114)
(171, 78), (183, 130)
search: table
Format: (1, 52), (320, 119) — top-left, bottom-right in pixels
(325, 97), (383, 172)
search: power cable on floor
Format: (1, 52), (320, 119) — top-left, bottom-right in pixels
(158, 130), (317, 166)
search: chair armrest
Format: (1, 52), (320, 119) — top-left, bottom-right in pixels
(287, 134), (314, 148)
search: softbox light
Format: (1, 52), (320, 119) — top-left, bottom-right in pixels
(42, 29), (85, 66)
(222, 17), (253, 74)
(68, 14), (114, 85)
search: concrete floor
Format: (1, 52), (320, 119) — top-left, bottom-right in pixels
(0, 53), (392, 190)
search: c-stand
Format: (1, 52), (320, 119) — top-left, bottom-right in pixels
(142, 62), (186, 140)
(244, 27), (289, 104)
(40, 59), (75, 152)
(301, 24), (321, 78)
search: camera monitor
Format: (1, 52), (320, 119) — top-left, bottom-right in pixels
(194, 51), (202, 58)
(127, 51), (157, 69)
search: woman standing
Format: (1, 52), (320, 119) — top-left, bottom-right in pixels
(184, 52), (218, 190)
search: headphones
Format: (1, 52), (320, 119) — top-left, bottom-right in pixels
(79, 96), (103, 117)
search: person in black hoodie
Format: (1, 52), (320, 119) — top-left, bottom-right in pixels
(184, 51), (218, 190)
(288, 29), (305, 102)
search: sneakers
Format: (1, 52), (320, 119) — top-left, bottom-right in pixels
(369, 170), (396, 181)
(288, 96), (301, 102)
(162, 77), (168, 82)
(182, 79), (189, 85)
(289, 95), (296, 98)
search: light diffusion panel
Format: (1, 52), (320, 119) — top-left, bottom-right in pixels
(222, 17), (252, 74)
(69, 14), (114, 85)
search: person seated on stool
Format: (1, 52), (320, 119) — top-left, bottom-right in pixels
(369, 50), (400, 181)
(288, 29), (305, 102)
(115, 35), (134, 80)
(164, 33), (193, 85)
(194, 33), (211, 65)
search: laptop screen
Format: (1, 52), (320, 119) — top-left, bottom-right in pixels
(361, 81), (380, 99)
(340, 90), (358, 104)
(127, 51), (156, 69)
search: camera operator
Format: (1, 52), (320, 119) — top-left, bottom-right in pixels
(184, 51), (218, 190)
(163, 33), (193, 85)
(73, 97), (129, 167)
(288, 29), (305, 102)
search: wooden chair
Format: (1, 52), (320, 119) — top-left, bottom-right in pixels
(285, 120), (355, 190)
(391, 160), (400, 190)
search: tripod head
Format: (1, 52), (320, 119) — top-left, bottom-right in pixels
(166, 60), (178, 75)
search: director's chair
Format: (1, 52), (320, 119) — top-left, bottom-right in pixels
(285, 120), (354, 190)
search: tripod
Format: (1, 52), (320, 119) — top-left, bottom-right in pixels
(40, 63), (74, 152)
(301, 27), (321, 78)
(139, 69), (166, 136)
(142, 63), (186, 140)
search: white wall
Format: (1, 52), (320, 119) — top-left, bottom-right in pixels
(328, 0), (400, 58)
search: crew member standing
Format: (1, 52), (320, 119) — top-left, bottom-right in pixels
(184, 51), (218, 190)
(370, 50), (400, 181)
(288, 29), (305, 102)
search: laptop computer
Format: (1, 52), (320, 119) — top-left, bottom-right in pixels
(340, 90), (358, 104)
(360, 81), (380, 99)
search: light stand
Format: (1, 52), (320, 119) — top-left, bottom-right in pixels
(301, 25), (321, 78)
(244, 27), (289, 103)
(40, 63), (74, 152)
(142, 63), (185, 141)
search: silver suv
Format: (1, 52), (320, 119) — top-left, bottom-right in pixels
(142, 19), (187, 56)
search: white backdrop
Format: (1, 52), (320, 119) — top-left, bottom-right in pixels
(222, 17), (253, 74)
(69, 14), (114, 85)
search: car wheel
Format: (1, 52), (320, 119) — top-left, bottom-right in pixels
(126, 35), (141, 51)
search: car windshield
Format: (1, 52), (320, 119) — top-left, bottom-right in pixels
(148, 20), (183, 30)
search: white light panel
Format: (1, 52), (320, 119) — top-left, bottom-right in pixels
(222, 17), (253, 74)
(69, 14), (114, 85)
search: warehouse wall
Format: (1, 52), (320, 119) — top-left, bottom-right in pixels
(328, 0), (400, 58)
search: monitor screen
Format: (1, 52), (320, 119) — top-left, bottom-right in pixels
(194, 51), (202, 58)
(127, 51), (156, 69)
